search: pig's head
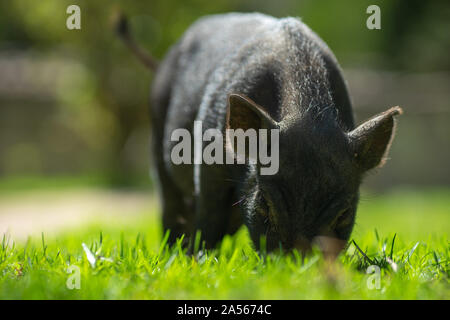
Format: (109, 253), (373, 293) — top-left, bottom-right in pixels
(226, 93), (402, 253)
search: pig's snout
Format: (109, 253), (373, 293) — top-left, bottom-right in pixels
(313, 236), (347, 260)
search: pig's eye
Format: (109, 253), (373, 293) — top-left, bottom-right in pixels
(335, 208), (351, 227)
(330, 208), (351, 228)
(258, 192), (277, 227)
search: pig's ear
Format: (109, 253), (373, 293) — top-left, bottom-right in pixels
(348, 106), (402, 171)
(226, 93), (277, 131)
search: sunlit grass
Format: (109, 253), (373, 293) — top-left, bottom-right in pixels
(0, 189), (448, 299)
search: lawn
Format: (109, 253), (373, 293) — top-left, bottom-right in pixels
(0, 188), (448, 299)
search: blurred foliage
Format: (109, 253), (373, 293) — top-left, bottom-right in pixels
(0, 0), (448, 187)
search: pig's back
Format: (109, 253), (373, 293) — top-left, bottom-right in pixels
(160, 13), (280, 123)
(167, 12), (354, 131)
(175, 13), (279, 77)
(157, 13), (288, 134)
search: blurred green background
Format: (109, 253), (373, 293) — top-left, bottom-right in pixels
(0, 0), (449, 191)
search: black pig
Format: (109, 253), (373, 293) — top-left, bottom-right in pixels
(117, 13), (402, 253)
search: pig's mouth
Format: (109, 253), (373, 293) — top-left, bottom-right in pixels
(262, 219), (350, 258)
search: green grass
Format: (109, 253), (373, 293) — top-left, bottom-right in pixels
(0, 189), (448, 299)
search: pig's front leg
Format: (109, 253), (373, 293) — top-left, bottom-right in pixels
(193, 163), (234, 249)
